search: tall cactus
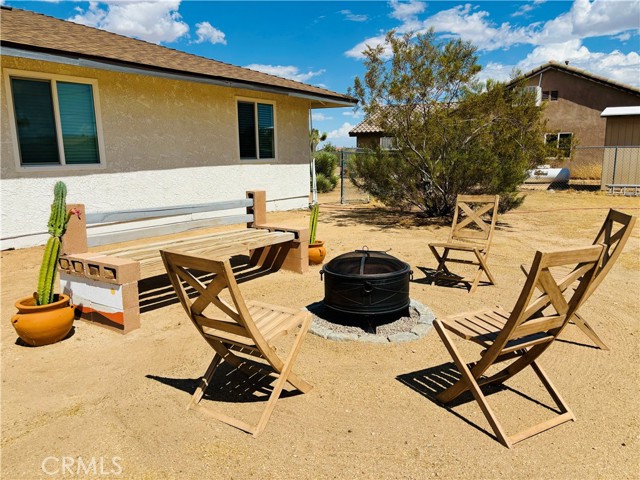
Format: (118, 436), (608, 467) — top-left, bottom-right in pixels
(309, 202), (319, 244)
(36, 182), (77, 305)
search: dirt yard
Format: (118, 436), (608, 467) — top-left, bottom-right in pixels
(1, 189), (639, 479)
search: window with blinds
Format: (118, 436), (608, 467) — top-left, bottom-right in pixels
(9, 75), (102, 167)
(237, 100), (275, 160)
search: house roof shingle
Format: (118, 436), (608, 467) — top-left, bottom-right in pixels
(0, 7), (357, 108)
(349, 110), (386, 136)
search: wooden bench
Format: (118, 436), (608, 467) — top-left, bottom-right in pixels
(606, 184), (640, 196)
(58, 191), (308, 333)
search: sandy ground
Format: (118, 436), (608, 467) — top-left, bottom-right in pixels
(1, 189), (639, 480)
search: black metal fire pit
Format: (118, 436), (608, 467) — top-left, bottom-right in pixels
(320, 248), (412, 316)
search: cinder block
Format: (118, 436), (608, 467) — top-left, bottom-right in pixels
(246, 190), (267, 227)
(59, 253), (140, 285)
(59, 252), (104, 276)
(61, 203), (88, 255)
(60, 272), (140, 334)
(97, 256), (141, 284)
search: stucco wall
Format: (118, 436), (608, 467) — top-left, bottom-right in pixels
(524, 70), (640, 147)
(1, 56), (313, 248)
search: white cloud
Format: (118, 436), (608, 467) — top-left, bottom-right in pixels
(193, 21), (226, 45)
(570, 0), (640, 37)
(512, 0), (546, 18)
(519, 41), (640, 85)
(614, 32), (631, 41)
(346, 0), (640, 86)
(340, 9), (368, 22)
(244, 64), (325, 83)
(345, 33), (390, 59)
(475, 62), (517, 84)
(326, 122), (356, 147)
(422, 4), (534, 51)
(312, 112), (333, 121)
(343, 110), (364, 119)
(389, 0), (426, 22)
(69, 0), (189, 44)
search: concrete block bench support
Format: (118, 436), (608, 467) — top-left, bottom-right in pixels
(59, 191), (308, 333)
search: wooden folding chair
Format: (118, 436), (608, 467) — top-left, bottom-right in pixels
(433, 244), (605, 448)
(428, 195), (500, 293)
(160, 250), (313, 437)
(522, 209), (636, 350)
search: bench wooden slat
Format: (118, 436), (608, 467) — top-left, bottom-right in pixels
(140, 231), (295, 277)
(106, 229), (276, 262)
(86, 198), (254, 224)
(87, 214), (254, 248)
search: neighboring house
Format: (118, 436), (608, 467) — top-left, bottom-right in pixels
(600, 106), (640, 190)
(349, 111), (394, 150)
(0, 7), (356, 249)
(509, 61), (640, 166)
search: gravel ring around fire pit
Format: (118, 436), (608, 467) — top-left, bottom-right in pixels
(307, 299), (435, 344)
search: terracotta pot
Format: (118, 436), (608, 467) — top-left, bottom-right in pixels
(11, 294), (75, 347)
(309, 240), (327, 265)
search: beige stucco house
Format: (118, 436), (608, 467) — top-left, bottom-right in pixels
(0, 7), (356, 249)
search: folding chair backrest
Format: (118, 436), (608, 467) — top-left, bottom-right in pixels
(489, 245), (605, 357)
(449, 195), (500, 249)
(160, 250), (269, 353)
(588, 209), (636, 296)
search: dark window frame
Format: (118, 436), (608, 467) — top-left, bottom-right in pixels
(236, 99), (276, 161)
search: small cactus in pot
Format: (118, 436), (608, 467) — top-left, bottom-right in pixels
(11, 181), (80, 346)
(35, 181), (80, 305)
(308, 202), (326, 265)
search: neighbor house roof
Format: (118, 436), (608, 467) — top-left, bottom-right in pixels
(0, 7), (357, 108)
(349, 111), (385, 136)
(508, 61), (640, 97)
(601, 106), (640, 117)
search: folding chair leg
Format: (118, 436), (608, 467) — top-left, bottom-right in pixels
(429, 245), (451, 278)
(188, 353), (223, 410)
(570, 312), (609, 350)
(253, 319), (312, 437)
(505, 361), (575, 446)
(433, 321), (512, 447)
(468, 251), (496, 294)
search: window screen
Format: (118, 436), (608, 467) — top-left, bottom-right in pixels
(57, 82), (100, 164)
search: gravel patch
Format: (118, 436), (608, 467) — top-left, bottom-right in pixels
(308, 299), (434, 343)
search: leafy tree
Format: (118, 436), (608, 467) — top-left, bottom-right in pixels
(320, 142), (338, 153)
(349, 29), (546, 216)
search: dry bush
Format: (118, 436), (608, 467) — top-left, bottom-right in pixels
(570, 162), (602, 180)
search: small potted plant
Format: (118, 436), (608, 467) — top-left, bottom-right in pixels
(11, 181), (80, 346)
(308, 202), (326, 265)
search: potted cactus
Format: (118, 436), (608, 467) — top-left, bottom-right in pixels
(11, 181), (79, 346)
(308, 202), (326, 265)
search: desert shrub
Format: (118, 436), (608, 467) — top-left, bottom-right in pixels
(314, 151), (339, 192)
(349, 29), (546, 217)
(316, 173), (335, 193)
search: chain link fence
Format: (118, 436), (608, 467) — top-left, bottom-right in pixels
(331, 146), (640, 202)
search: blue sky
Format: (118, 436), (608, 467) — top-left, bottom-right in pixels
(4, 1), (639, 146)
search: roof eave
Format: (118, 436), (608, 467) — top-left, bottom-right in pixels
(1, 42), (357, 108)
